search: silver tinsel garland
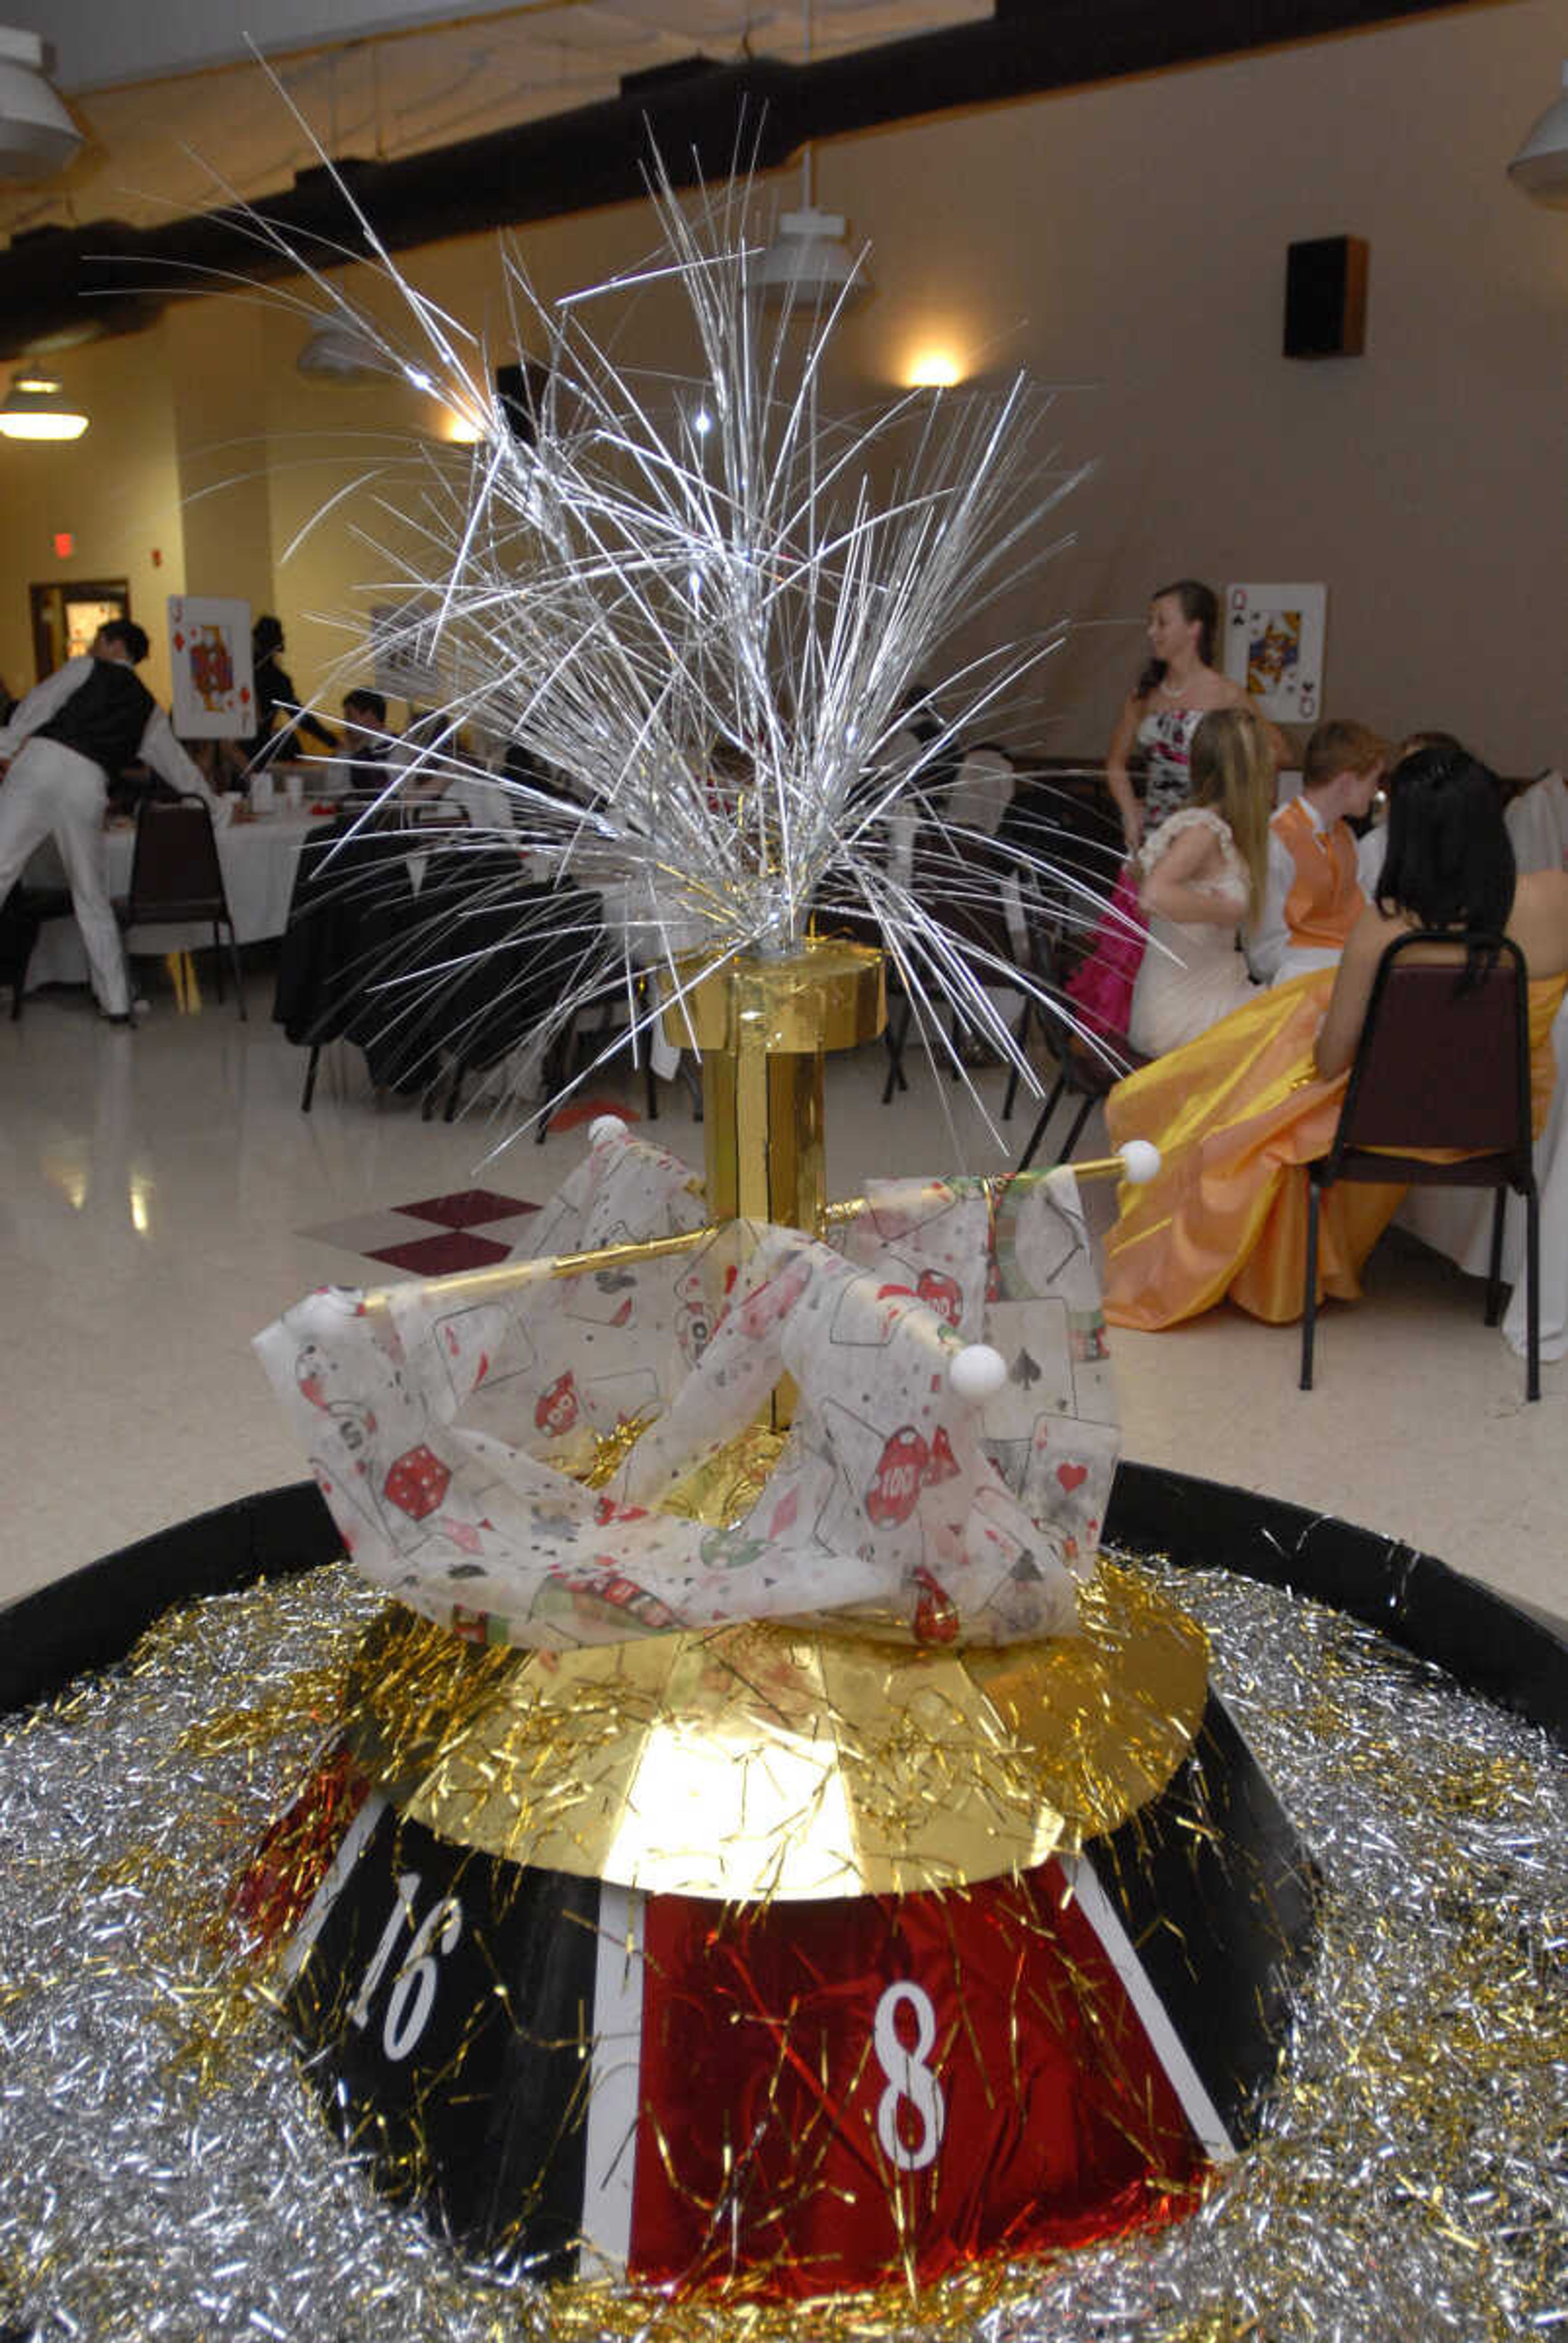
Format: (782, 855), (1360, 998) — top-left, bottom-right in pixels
(1, 1555), (1562, 2341)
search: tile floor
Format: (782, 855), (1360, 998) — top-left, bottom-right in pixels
(1, 966), (1563, 1624)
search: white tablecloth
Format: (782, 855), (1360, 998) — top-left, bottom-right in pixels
(25, 809), (320, 989)
(1400, 989), (1568, 1362)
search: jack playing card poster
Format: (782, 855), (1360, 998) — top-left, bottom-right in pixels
(167, 596), (254, 738)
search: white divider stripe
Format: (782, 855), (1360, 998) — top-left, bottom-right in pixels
(1064, 1849), (1236, 2163)
(279, 1788), (389, 1984)
(579, 1882), (646, 2274)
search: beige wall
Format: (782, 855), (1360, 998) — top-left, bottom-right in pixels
(0, 332), (186, 708)
(3, 0), (1561, 767)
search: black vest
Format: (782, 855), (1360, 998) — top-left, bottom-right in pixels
(37, 659), (155, 777)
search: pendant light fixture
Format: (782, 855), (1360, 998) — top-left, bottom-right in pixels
(1508, 61), (1568, 206)
(0, 26), (82, 182)
(0, 368), (88, 440)
(296, 320), (385, 381)
(757, 2), (872, 315)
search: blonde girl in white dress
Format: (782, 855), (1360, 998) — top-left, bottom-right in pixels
(1128, 706), (1273, 1058)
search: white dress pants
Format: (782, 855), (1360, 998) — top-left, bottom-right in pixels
(0, 738), (129, 1014)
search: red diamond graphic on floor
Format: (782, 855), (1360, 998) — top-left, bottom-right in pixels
(364, 1230), (516, 1276)
(397, 1188), (539, 1229)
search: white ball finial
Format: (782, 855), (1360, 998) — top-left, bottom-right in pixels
(589, 1115), (628, 1149)
(1119, 1138), (1161, 1185)
(949, 1343), (1008, 1405)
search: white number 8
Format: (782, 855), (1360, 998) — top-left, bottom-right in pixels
(873, 1980), (946, 2173)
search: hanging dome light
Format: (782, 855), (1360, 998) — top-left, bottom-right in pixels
(0, 369), (88, 440)
(757, 208), (873, 314)
(0, 27), (81, 182)
(1508, 61), (1568, 207)
(296, 321), (385, 382)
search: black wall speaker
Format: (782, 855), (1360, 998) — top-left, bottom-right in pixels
(495, 358), (551, 446)
(1283, 235), (1368, 359)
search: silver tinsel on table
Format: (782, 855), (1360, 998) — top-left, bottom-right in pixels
(1, 1555), (1562, 2341)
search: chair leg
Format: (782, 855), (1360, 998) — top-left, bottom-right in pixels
(1526, 1185), (1540, 1403)
(1060, 1093), (1095, 1160)
(1484, 1188), (1506, 1325)
(1300, 1177), (1322, 1390)
(301, 1044), (321, 1113)
(1001, 1000), (1031, 1122)
(1016, 1074), (1066, 1174)
(880, 1001), (911, 1104)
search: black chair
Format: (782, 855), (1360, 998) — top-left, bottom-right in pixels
(274, 816), (420, 1108)
(403, 865), (612, 1125)
(118, 794), (245, 1017)
(0, 883), (72, 1020)
(1301, 931), (1540, 1400)
(1013, 924), (1147, 1173)
(868, 788), (1042, 1105)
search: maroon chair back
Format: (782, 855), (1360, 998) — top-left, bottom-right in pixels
(1327, 934), (1530, 1175)
(126, 795), (228, 924)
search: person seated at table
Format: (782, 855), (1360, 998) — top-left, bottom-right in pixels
(1102, 745), (1568, 1331)
(1249, 718), (1387, 986)
(1356, 729), (1466, 898)
(0, 620), (229, 1023)
(1125, 705), (1270, 1058)
(327, 690), (409, 806)
(242, 617), (339, 775)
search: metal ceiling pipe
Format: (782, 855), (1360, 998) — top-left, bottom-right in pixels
(0, 0), (1444, 360)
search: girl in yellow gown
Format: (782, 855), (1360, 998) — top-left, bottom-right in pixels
(1103, 748), (1568, 1331)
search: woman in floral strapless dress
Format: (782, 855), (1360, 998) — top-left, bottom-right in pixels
(1066, 583), (1281, 1038)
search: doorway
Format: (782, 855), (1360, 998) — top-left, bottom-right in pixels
(29, 579), (131, 681)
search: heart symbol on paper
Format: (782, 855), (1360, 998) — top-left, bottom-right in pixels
(1056, 1461), (1088, 1494)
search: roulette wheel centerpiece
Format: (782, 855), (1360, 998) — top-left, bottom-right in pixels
(241, 943), (1313, 2293)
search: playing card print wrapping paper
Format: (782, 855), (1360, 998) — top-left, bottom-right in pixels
(255, 1132), (1118, 1650)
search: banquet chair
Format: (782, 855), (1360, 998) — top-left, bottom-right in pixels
(275, 816), (419, 1108)
(1013, 925), (1147, 1173)
(873, 791), (1042, 1105)
(1301, 931), (1539, 1400)
(0, 882), (71, 1020)
(118, 793), (245, 1018)
(403, 869), (612, 1125)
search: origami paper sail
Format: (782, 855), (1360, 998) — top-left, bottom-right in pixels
(254, 1129), (1120, 1652)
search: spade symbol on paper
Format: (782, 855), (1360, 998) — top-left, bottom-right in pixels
(1011, 1348), (1041, 1390)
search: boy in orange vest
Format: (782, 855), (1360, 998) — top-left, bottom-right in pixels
(1250, 718), (1387, 985)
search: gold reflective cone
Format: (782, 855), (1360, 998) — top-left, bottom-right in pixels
(343, 1562), (1208, 1901)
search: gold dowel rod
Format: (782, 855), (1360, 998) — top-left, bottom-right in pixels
(358, 1161), (1134, 1315)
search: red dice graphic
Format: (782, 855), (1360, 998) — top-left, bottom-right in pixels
(383, 1444), (452, 1520)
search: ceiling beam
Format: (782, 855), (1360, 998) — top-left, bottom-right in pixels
(0, 0), (1455, 361)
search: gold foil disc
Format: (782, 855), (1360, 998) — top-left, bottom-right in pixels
(342, 1563), (1208, 1901)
